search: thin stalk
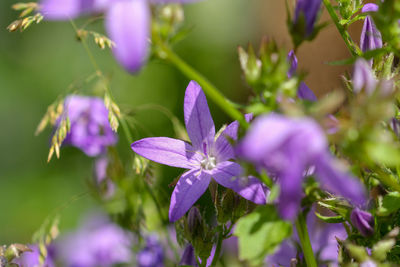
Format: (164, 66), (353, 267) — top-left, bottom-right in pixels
(69, 19), (134, 144)
(322, 0), (361, 57)
(295, 213), (317, 267)
(158, 43), (248, 129)
(210, 231), (224, 267)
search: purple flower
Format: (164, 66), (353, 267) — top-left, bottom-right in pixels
(131, 81), (267, 221)
(351, 208), (375, 236)
(40, 0), (202, 73)
(353, 58), (377, 95)
(237, 114), (366, 220)
(57, 213), (133, 267)
(287, 51), (317, 101)
(13, 244), (56, 267)
(360, 4), (382, 53)
(137, 236), (164, 267)
(293, 0), (322, 37)
(62, 95), (117, 157)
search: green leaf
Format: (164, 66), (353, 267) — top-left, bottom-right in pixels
(378, 192), (400, 216)
(365, 142), (400, 166)
(315, 212), (345, 223)
(234, 205), (292, 264)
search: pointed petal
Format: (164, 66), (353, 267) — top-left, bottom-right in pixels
(360, 16), (382, 53)
(105, 0), (150, 73)
(214, 114), (252, 162)
(211, 161), (267, 204)
(297, 82), (317, 101)
(315, 154), (366, 205)
(169, 170), (211, 221)
(40, 0), (96, 19)
(131, 137), (201, 169)
(184, 81), (215, 151)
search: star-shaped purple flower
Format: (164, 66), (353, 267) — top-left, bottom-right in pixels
(40, 0), (203, 73)
(131, 81), (267, 221)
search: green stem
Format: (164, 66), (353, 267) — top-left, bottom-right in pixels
(158, 43), (248, 129)
(295, 213), (317, 267)
(70, 19), (134, 144)
(322, 0), (361, 57)
(210, 231), (224, 267)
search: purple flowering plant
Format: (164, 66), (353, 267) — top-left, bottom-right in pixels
(5, 0), (400, 266)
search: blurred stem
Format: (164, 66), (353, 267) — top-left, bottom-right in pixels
(322, 0), (361, 57)
(210, 230), (223, 267)
(295, 213), (317, 267)
(157, 42), (248, 129)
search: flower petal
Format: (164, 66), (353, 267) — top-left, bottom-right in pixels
(131, 137), (201, 169)
(211, 161), (267, 204)
(214, 114), (252, 162)
(105, 0), (150, 73)
(40, 0), (97, 19)
(277, 162), (305, 220)
(184, 81), (215, 151)
(315, 154), (366, 206)
(169, 170), (211, 221)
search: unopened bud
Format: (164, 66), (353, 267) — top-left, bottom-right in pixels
(187, 207), (202, 236)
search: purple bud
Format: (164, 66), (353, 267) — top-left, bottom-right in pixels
(287, 50), (298, 78)
(360, 16), (382, 53)
(297, 82), (317, 101)
(353, 58), (377, 95)
(187, 206), (202, 235)
(392, 118), (400, 138)
(362, 3), (379, 13)
(294, 0), (322, 37)
(179, 245), (198, 266)
(351, 208), (374, 236)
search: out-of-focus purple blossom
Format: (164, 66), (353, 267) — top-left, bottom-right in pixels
(293, 0), (322, 37)
(57, 213), (133, 267)
(137, 236), (164, 267)
(64, 95), (117, 157)
(360, 3), (382, 54)
(237, 114), (366, 220)
(353, 58), (394, 96)
(351, 208), (375, 236)
(13, 244), (56, 267)
(132, 81), (267, 221)
(40, 0), (202, 73)
(179, 245), (198, 266)
(361, 260), (378, 267)
(94, 157), (115, 198)
(62, 95), (117, 157)
(287, 51), (317, 101)
(267, 211), (347, 266)
(353, 58), (377, 95)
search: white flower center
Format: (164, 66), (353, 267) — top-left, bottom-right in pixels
(200, 156), (216, 170)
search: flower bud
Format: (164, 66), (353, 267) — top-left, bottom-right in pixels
(352, 58), (377, 95)
(351, 208), (374, 236)
(179, 244), (198, 266)
(293, 0), (322, 38)
(360, 4), (382, 54)
(187, 206), (202, 237)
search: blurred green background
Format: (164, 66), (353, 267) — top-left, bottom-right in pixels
(0, 0), (362, 243)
